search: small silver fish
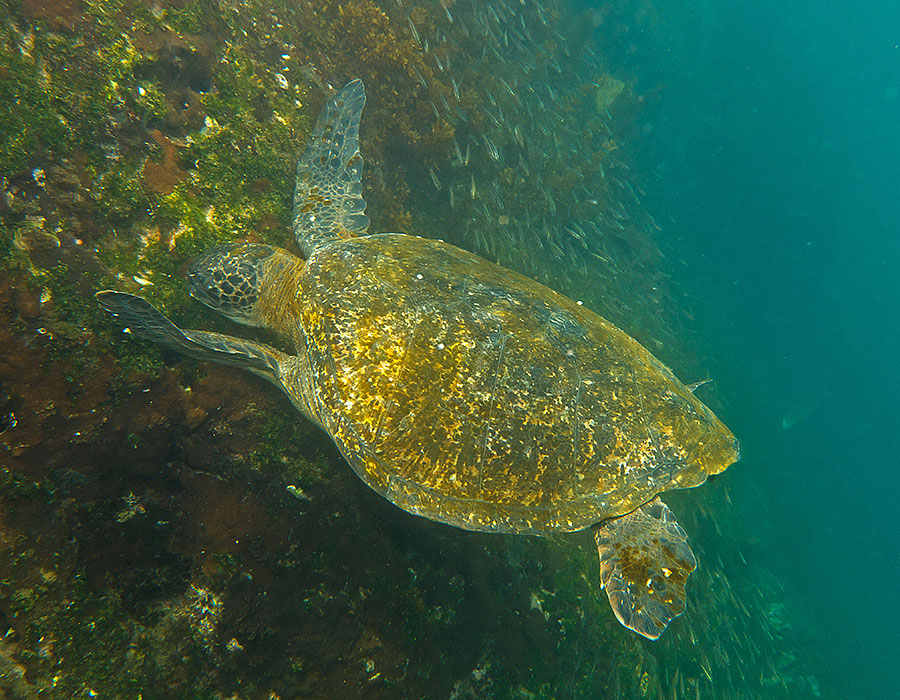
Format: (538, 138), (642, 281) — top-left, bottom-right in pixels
(483, 135), (500, 161)
(407, 16), (421, 44)
(439, 0), (453, 24)
(429, 167), (442, 191)
(412, 65), (427, 88)
(452, 138), (463, 163)
(451, 76), (461, 101)
(686, 378), (713, 393)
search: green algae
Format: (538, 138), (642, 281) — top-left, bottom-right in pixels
(1, 0), (313, 340)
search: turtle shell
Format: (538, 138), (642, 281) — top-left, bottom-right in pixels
(293, 233), (738, 535)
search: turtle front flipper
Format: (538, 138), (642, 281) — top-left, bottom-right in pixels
(293, 79), (369, 257)
(593, 497), (697, 640)
(96, 291), (285, 381)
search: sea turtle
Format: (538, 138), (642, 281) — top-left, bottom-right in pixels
(97, 79), (739, 640)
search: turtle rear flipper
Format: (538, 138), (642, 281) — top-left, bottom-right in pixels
(96, 291), (285, 380)
(593, 497), (697, 640)
(293, 79), (369, 257)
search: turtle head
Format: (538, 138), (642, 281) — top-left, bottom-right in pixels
(188, 243), (284, 327)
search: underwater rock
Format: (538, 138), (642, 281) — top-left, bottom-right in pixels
(133, 30), (215, 95)
(21, 0), (84, 33)
(141, 130), (187, 195)
(163, 86), (206, 136)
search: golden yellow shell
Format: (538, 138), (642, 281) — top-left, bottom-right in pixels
(288, 234), (737, 535)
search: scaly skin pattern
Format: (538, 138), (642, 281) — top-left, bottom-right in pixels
(256, 233), (738, 535)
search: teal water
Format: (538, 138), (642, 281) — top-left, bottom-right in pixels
(620, 0), (900, 695)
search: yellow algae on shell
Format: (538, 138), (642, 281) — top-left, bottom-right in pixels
(277, 233), (738, 535)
